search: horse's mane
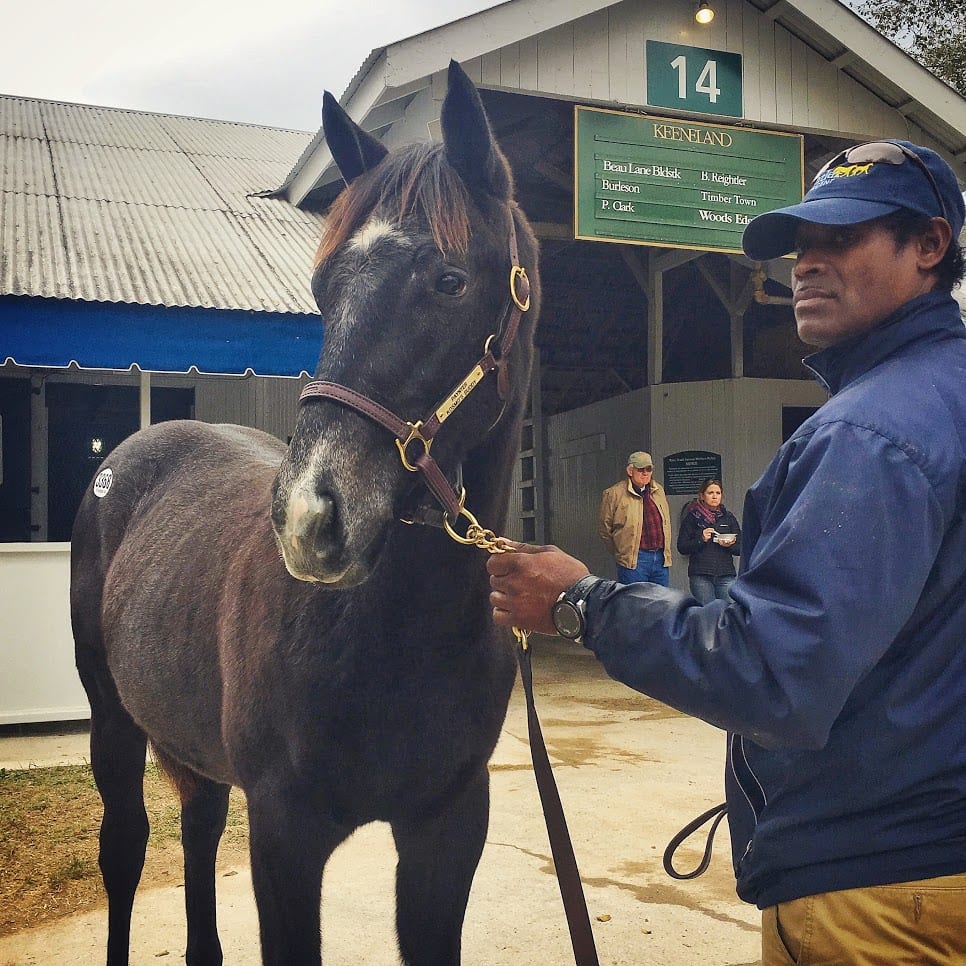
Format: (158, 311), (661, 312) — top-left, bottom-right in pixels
(314, 142), (472, 268)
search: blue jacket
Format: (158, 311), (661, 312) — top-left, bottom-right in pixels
(579, 290), (966, 907)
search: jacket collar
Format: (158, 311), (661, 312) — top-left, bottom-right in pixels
(804, 291), (963, 395)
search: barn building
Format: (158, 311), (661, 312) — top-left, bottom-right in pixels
(1, 99), (323, 721)
(2, 0), (965, 721)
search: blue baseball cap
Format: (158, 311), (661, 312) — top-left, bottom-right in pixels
(742, 139), (965, 261)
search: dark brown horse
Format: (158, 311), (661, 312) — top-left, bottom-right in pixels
(70, 61), (540, 966)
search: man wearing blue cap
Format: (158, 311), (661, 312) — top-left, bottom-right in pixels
(488, 140), (966, 963)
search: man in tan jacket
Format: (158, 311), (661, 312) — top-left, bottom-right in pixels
(598, 451), (672, 585)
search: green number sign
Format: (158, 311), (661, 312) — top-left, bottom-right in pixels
(574, 106), (804, 254)
(647, 41), (743, 118)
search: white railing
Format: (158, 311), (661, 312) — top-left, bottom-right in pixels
(0, 544), (90, 725)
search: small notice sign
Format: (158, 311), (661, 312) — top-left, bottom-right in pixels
(574, 106), (803, 254)
(663, 451), (722, 496)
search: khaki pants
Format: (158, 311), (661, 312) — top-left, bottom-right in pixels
(761, 873), (966, 965)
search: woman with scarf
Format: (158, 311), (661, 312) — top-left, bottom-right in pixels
(677, 478), (741, 604)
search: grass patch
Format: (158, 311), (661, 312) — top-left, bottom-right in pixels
(0, 762), (249, 937)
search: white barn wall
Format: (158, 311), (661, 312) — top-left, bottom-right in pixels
(0, 544), (86, 724)
(650, 377), (827, 591)
(461, 0), (921, 143)
(545, 387), (650, 579)
(545, 377), (827, 593)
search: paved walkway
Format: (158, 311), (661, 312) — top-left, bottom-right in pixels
(0, 639), (760, 966)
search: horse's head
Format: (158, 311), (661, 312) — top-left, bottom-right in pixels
(272, 61), (540, 587)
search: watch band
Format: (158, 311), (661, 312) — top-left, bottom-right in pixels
(562, 574), (600, 607)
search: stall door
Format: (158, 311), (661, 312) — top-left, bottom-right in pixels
(46, 384), (194, 542)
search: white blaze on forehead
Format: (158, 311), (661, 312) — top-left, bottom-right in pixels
(349, 218), (402, 254)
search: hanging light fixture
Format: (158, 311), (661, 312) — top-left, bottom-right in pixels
(695, 1), (715, 24)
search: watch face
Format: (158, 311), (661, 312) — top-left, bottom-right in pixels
(552, 599), (583, 639)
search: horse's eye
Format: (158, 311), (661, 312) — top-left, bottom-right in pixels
(436, 272), (467, 297)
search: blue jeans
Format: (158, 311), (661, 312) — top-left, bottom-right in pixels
(689, 574), (735, 604)
(617, 549), (669, 587)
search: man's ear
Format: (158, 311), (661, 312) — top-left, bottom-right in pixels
(917, 217), (953, 271)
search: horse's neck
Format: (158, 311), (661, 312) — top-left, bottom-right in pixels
(460, 405), (526, 534)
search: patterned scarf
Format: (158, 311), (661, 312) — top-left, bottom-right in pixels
(689, 499), (724, 527)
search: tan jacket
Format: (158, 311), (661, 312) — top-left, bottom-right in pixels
(598, 477), (673, 569)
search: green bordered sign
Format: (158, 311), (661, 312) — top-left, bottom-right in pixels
(647, 41), (742, 118)
(574, 106), (804, 254)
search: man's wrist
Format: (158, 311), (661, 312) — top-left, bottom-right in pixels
(550, 575), (600, 643)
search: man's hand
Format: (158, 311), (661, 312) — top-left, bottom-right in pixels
(487, 542), (591, 634)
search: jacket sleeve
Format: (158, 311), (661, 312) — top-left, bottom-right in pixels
(597, 488), (616, 552)
(580, 421), (944, 751)
(676, 512), (704, 555)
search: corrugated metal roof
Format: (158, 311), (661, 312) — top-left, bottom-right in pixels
(0, 94), (323, 314)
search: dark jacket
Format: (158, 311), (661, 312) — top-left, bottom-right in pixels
(676, 506), (741, 577)
(578, 291), (966, 908)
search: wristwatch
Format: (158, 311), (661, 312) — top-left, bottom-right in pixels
(550, 576), (599, 642)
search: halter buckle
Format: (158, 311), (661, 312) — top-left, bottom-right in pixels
(509, 265), (531, 312)
(395, 421), (432, 472)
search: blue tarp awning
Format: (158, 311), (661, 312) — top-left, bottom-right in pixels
(1, 296), (322, 376)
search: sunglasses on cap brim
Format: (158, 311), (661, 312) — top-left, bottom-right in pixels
(815, 141), (949, 223)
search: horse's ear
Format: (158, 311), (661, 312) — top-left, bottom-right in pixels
(322, 90), (389, 185)
(441, 60), (512, 204)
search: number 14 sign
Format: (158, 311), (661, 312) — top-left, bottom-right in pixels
(646, 40), (743, 119)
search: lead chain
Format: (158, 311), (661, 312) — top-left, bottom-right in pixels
(445, 513), (530, 650)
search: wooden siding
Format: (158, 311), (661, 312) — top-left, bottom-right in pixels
(465, 0), (915, 141)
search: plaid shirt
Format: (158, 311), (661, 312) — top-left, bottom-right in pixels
(639, 486), (665, 551)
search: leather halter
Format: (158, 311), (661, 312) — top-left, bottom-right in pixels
(297, 214), (531, 524)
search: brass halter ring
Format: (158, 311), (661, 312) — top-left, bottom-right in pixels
(442, 501), (484, 546)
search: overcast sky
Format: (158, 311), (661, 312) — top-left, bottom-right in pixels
(2, 0), (494, 131)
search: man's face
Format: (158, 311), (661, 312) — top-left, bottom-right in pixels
(791, 220), (937, 349)
(627, 465), (653, 486)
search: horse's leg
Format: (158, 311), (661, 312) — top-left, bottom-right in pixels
(245, 783), (347, 966)
(392, 768), (491, 966)
(78, 654), (149, 966)
(173, 768), (230, 966)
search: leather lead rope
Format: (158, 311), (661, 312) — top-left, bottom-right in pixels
(438, 519), (599, 966)
(662, 801), (728, 880)
(517, 641), (600, 966)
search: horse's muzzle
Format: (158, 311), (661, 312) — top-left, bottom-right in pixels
(271, 484), (355, 585)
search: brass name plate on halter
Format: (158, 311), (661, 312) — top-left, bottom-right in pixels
(435, 364), (486, 423)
